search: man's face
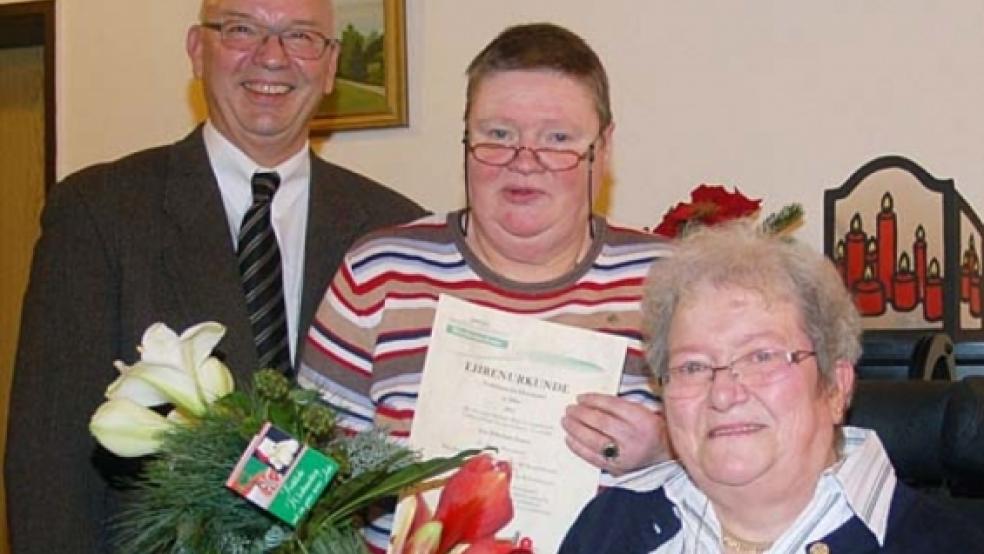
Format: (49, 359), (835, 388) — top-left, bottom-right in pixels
(187, 0), (339, 165)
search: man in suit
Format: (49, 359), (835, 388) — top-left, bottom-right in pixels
(5, 0), (423, 551)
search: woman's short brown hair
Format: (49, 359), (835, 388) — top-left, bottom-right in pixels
(465, 23), (612, 132)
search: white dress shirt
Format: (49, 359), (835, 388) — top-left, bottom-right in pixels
(202, 121), (310, 364)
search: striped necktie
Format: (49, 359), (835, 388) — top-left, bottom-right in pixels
(237, 171), (290, 374)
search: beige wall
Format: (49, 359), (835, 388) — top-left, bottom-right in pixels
(13, 0), (984, 248)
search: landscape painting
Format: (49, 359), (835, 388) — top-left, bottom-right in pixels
(311, 0), (407, 132)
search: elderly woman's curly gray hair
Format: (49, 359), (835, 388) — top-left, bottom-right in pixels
(642, 219), (862, 390)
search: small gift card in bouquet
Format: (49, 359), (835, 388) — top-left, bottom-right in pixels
(226, 421), (339, 526)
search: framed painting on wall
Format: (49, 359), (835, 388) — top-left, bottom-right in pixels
(310, 0), (407, 133)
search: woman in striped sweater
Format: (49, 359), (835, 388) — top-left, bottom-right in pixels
(297, 22), (673, 550)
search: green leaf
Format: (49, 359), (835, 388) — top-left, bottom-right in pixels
(312, 449), (483, 530)
(215, 390), (250, 412)
(268, 401), (299, 432)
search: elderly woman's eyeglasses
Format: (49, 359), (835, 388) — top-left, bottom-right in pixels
(201, 20), (338, 60)
(466, 141), (595, 172)
(661, 349), (817, 399)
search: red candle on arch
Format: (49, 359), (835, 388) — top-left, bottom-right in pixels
(844, 213), (867, 289)
(854, 264), (886, 316)
(877, 192), (897, 300)
(924, 258), (944, 322)
(892, 253), (918, 312)
(913, 225), (927, 301)
(866, 237), (878, 271)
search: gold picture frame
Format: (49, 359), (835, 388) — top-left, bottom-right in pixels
(310, 0), (407, 133)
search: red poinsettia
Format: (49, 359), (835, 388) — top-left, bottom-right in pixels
(652, 184), (762, 238)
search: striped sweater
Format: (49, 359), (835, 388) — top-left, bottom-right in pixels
(297, 211), (671, 550)
(298, 211), (671, 441)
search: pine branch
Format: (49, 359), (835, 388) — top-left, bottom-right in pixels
(761, 203), (804, 235)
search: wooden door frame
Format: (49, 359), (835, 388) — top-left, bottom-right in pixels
(0, 3), (54, 551)
(0, 0), (55, 192)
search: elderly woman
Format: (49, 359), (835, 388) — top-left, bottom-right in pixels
(560, 221), (984, 553)
(298, 23), (671, 550)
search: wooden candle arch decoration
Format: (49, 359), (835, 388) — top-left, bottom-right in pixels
(824, 155), (984, 344)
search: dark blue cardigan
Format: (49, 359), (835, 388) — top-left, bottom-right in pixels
(560, 482), (984, 553)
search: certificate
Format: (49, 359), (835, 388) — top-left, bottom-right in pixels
(391, 294), (628, 553)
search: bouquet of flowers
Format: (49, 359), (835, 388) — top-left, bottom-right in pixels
(651, 184), (803, 238)
(88, 322), (482, 554)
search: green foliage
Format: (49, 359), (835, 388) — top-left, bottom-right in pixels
(362, 32), (385, 86)
(320, 81), (387, 116)
(254, 369), (291, 401)
(111, 410), (275, 553)
(761, 203), (805, 236)
(305, 525), (367, 554)
(109, 375), (479, 554)
(307, 448), (480, 534)
(337, 25), (386, 86)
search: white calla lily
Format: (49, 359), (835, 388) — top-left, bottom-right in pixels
(179, 321), (226, 371)
(196, 357), (234, 403)
(89, 398), (174, 457)
(137, 322), (225, 377)
(135, 323), (185, 368)
(106, 360), (172, 407)
(92, 322), (235, 458)
(127, 362), (207, 416)
(106, 322), (231, 417)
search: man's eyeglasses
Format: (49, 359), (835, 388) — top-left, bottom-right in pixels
(464, 136), (596, 172)
(661, 349), (817, 399)
(201, 20), (338, 60)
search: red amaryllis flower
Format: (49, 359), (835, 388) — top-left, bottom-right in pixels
(394, 454), (516, 554)
(433, 454), (514, 553)
(392, 493), (435, 554)
(653, 184), (761, 238)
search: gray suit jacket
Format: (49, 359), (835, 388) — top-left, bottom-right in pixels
(5, 128), (424, 553)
